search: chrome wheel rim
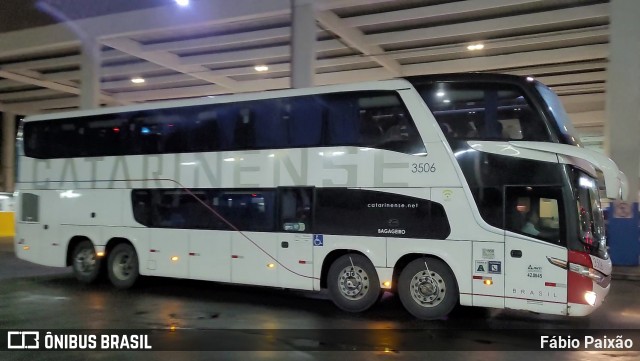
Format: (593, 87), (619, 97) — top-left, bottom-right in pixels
(337, 265), (369, 300)
(74, 248), (96, 275)
(112, 251), (134, 281)
(410, 270), (445, 307)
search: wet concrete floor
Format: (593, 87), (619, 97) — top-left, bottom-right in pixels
(1, 237), (639, 360)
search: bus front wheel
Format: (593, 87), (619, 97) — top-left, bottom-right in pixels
(71, 240), (102, 284)
(107, 243), (139, 289)
(398, 258), (458, 320)
(327, 254), (381, 313)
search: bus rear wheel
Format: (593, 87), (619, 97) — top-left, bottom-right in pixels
(327, 254), (381, 313)
(107, 243), (139, 289)
(398, 258), (458, 320)
(71, 240), (102, 284)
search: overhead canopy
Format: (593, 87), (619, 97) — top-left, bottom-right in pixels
(0, 0), (609, 149)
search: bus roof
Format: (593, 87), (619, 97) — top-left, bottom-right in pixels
(406, 72), (533, 86)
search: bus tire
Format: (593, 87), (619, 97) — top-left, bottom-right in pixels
(398, 258), (458, 320)
(107, 243), (139, 289)
(327, 254), (381, 313)
(71, 240), (102, 284)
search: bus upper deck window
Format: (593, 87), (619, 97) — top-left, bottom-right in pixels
(415, 82), (549, 142)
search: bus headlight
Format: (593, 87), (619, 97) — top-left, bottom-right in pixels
(584, 291), (597, 306)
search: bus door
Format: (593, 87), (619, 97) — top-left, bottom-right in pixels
(275, 187), (314, 290)
(503, 186), (568, 315)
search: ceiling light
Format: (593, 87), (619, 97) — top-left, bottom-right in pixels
(467, 43), (485, 51)
(436, 91), (445, 97)
(175, 0), (189, 6)
(254, 65), (269, 72)
(443, 99), (451, 103)
(131, 77), (145, 84)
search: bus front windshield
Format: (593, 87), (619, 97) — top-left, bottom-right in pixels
(575, 172), (607, 259)
(535, 83), (583, 147)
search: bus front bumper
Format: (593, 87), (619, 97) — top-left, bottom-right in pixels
(567, 276), (611, 316)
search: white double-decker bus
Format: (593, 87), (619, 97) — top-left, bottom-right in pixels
(14, 74), (627, 319)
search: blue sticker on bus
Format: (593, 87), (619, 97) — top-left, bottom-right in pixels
(313, 235), (324, 247)
(488, 261), (501, 274)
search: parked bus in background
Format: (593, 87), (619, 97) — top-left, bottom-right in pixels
(14, 74), (627, 319)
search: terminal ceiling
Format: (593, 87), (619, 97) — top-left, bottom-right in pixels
(0, 0), (609, 148)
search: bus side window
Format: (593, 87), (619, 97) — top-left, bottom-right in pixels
(181, 192), (210, 229)
(54, 122), (72, 157)
(215, 105), (236, 151)
(279, 188), (312, 232)
(84, 115), (128, 157)
(357, 94), (425, 154)
(212, 190), (276, 232)
(288, 96), (324, 147)
(234, 108), (255, 149)
(505, 186), (563, 244)
(189, 110), (220, 152)
(131, 190), (152, 226)
(519, 110), (548, 141)
(378, 109), (425, 154)
(472, 187), (503, 229)
(156, 191), (185, 228)
(324, 95), (359, 146)
(20, 193), (39, 222)
(23, 122), (42, 158)
(128, 111), (167, 155)
(254, 99), (287, 149)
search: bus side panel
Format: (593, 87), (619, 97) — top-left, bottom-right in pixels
(147, 228), (189, 278)
(189, 230), (232, 282)
(471, 241), (505, 308)
(57, 189), (126, 228)
(277, 232), (314, 290)
(231, 232), (279, 287)
(15, 223), (43, 264)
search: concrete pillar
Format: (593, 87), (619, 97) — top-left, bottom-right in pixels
(80, 39), (101, 109)
(290, 0), (316, 88)
(605, 0), (640, 201)
(2, 112), (16, 193)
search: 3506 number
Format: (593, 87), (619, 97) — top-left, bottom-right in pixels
(411, 163), (436, 173)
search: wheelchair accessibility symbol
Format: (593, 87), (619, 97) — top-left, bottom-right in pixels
(313, 234), (324, 247)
